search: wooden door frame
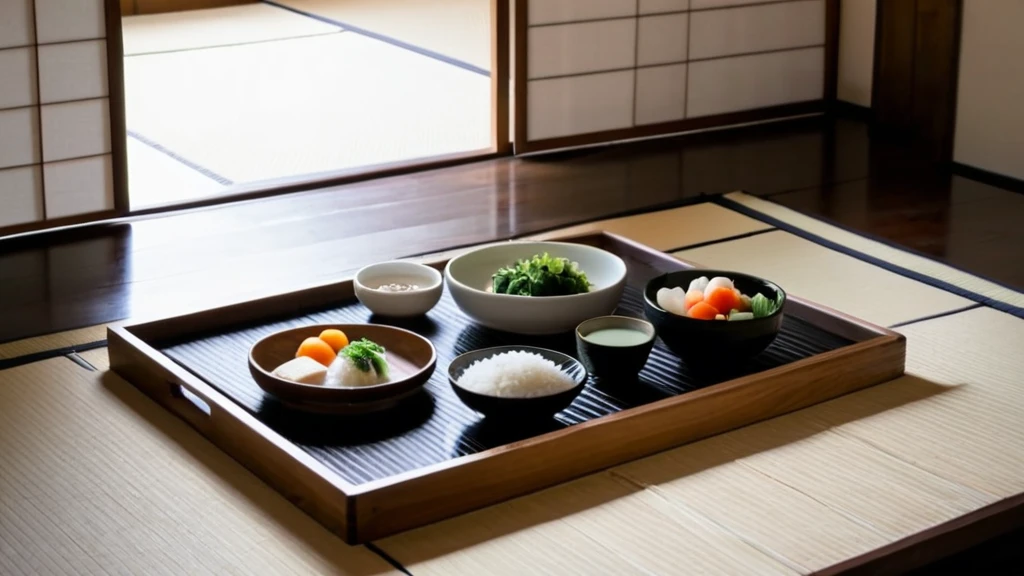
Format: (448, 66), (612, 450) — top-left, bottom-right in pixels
(871, 0), (963, 163)
(512, 0), (840, 155)
(2, 0), (511, 235)
(0, 0), (131, 237)
(125, 0), (512, 215)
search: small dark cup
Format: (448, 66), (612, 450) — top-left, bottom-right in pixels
(576, 316), (656, 380)
(448, 346), (588, 421)
(644, 270), (785, 366)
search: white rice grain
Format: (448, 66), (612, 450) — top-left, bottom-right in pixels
(458, 351), (575, 398)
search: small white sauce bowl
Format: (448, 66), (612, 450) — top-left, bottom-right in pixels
(354, 261), (443, 318)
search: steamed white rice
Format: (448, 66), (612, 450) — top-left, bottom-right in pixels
(458, 351), (575, 398)
(325, 356), (385, 387)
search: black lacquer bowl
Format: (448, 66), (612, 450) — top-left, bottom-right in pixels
(448, 345), (588, 420)
(575, 316), (656, 380)
(644, 270), (786, 365)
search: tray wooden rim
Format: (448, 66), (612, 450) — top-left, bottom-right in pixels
(108, 231), (906, 544)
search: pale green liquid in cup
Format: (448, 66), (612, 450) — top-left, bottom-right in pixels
(583, 328), (650, 347)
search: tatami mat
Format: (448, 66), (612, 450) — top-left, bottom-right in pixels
(674, 230), (974, 327)
(527, 202), (774, 252)
(4, 199), (1024, 574)
(122, 3), (340, 56)
(817, 307), (1024, 498)
(724, 192), (1024, 312)
(0, 357), (398, 575)
(77, 347), (110, 371)
(127, 136), (228, 209)
(0, 324), (108, 361)
(272, 0), (491, 72)
(379, 472), (797, 575)
(124, 33), (490, 184)
(379, 306), (1023, 575)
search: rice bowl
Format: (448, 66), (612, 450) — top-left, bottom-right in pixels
(458, 350), (576, 398)
(448, 346), (588, 419)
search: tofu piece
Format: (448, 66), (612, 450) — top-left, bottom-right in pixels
(272, 356), (328, 385)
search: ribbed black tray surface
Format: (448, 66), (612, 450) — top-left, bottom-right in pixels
(163, 264), (852, 486)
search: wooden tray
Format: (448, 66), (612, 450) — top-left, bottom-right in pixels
(109, 232), (906, 544)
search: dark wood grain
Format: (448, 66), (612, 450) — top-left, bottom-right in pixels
(491, 0), (511, 154)
(824, 0), (840, 102)
(872, 0), (962, 162)
(873, 0), (917, 132)
(106, 0), (130, 213)
(2, 115), (1023, 343)
(821, 492), (1024, 576)
(512, 0), (527, 151)
(516, 101), (826, 155)
(909, 0), (962, 162)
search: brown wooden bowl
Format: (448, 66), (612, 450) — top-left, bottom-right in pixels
(248, 324), (436, 412)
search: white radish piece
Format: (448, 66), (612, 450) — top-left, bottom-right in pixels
(705, 276), (734, 295)
(656, 288), (674, 311)
(665, 287), (687, 315)
(714, 314), (725, 320)
(657, 287), (687, 315)
(687, 276), (710, 293)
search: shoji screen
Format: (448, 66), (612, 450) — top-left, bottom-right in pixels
(514, 0), (833, 153)
(0, 0), (124, 235)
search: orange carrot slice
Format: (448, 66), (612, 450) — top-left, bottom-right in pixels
(688, 301), (719, 320)
(705, 287), (741, 315)
(684, 288), (704, 311)
(296, 337), (337, 367)
(318, 329), (349, 352)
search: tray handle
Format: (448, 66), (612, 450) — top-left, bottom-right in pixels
(164, 379), (215, 429)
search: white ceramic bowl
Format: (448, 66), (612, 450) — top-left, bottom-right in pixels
(444, 241), (627, 335)
(354, 261), (443, 317)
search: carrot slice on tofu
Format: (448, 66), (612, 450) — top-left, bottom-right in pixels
(688, 301), (719, 320)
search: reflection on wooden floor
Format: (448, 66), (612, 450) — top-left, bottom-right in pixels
(1, 115), (1022, 343)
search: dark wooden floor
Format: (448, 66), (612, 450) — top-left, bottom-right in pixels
(3, 114), (1022, 345)
(1, 113), (1023, 572)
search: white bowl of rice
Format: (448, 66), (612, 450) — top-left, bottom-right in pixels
(448, 346), (588, 419)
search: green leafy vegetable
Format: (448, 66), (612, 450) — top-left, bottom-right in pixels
(491, 253), (591, 297)
(750, 292), (785, 318)
(341, 338), (389, 377)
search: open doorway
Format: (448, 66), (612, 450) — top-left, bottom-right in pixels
(120, 0), (496, 210)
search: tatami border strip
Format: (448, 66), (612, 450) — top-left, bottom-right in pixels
(262, 0), (490, 77)
(0, 340), (108, 371)
(888, 303), (985, 329)
(714, 196), (1024, 319)
(665, 227), (776, 254)
(66, 352), (99, 372)
(128, 130), (234, 186)
(742, 190), (1024, 295)
(364, 542), (413, 575)
(123, 30), (343, 58)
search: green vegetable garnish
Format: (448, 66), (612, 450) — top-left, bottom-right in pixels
(491, 253), (591, 297)
(341, 338), (389, 377)
(750, 292), (785, 318)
